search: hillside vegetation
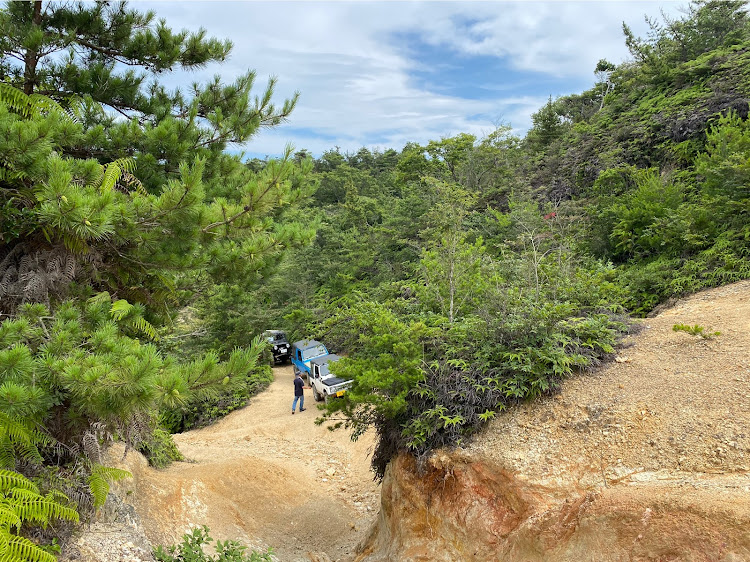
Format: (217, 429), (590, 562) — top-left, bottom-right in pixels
(1, 0), (749, 558)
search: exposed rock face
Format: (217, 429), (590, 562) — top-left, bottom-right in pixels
(59, 489), (154, 562)
(357, 281), (750, 561)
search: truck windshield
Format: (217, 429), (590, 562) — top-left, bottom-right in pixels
(302, 345), (327, 360)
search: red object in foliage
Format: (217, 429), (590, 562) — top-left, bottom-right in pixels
(543, 212), (557, 220)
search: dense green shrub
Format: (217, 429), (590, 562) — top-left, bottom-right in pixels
(318, 242), (629, 478)
(137, 428), (184, 469)
(594, 112), (750, 313)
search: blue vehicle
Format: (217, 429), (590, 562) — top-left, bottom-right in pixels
(290, 339), (329, 380)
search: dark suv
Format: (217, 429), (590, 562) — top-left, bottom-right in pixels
(263, 330), (291, 364)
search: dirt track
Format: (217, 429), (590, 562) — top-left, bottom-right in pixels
(122, 365), (380, 561)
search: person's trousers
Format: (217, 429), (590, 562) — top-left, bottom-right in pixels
(292, 394), (305, 411)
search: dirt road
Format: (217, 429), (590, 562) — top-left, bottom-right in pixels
(121, 364), (380, 561)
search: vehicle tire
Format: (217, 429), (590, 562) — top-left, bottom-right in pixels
(312, 386), (321, 402)
(293, 364), (299, 376)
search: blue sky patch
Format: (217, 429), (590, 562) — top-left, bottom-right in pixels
(390, 31), (588, 102)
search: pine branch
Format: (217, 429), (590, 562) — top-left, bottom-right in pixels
(201, 160), (288, 234)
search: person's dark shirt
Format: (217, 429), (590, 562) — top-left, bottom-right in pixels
(294, 375), (305, 396)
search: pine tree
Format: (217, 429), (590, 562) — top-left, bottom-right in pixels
(0, 0), (295, 185)
(0, 2), (316, 318)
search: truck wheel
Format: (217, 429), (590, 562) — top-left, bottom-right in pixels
(312, 386), (321, 402)
(293, 364), (299, 376)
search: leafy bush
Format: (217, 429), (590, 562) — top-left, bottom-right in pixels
(154, 526), (273, 562)
(137, 428), (184, 469)
(319, 271), (628, 478)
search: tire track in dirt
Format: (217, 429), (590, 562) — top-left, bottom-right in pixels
(120, 364), (380, 562)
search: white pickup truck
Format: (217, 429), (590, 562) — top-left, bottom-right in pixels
(308, 354), (352, 403)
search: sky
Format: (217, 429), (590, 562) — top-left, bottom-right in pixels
(141, 1), (685, 159)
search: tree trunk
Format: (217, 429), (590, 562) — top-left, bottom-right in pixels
(23, 0), (43, 95)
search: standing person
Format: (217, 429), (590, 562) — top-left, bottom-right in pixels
(292, 371), (309, 414)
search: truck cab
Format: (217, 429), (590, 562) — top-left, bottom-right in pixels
(308, 354), (353, 403)
(290, 339), (329, 380)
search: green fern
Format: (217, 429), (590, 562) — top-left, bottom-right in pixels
(0, 413), (49, 470)
(0, 82), (67, 121)
(87, 464), (131, 510)
(109, 300), (158, 340)
(0, 471), (36, 495)
(109, 300), (134, 321)
(0, 469), (78, 562)
(129, 317), (157, 341)
(99, 158), (137, 192)
(1, 535), (57, 562)
(0, 83), (34, 118)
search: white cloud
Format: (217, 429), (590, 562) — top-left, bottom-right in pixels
(140, 1), (686, 157)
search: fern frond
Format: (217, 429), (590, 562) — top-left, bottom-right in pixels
(61, 234), (87, 255)
(0, 83), (69, 124)
(128, 317), (157, 340)
(0, 505), (22, 532)
(27, 94), (66, 120)
(0, 166), (28, 183)
(87, 464), (131, 509)
(0, 83), (32, 118)
(81, 432), (101, 465)
(62, 96), (85, 125)
(109, 299), (133, 321)
(100, 162), (123, 192)
(0, 414), (48, 468)
(119, 171), (147, 196)
(8, 489), (79, 526)
(100, 158), (136, 192)
(108, 299), (158, 340)
(1, 533), (57, 562)
(0, 469), (78, 562)
(112, 158), (136, 174)
(0, 447), (13, 474)
(92, 465), (131, 482)
(87, 471), (108, 510)
(0, 470), (38, 495)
